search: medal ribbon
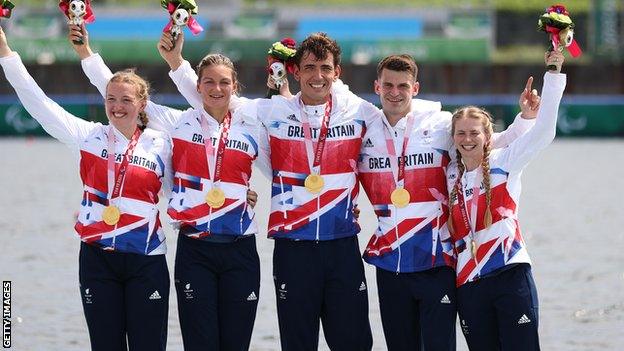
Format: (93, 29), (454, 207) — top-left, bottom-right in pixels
(454, 168), (482, 255)
(382, 113), (416, 188)
(299, 95), (333, 174)
(107, 126), (142, 201)
(199, 111), (232, 185)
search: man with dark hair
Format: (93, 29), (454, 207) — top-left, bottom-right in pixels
(257, 32), (374, 350)
(357, 54), (540, 350)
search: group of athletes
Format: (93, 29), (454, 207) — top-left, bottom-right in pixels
(0, 19), (565, 351)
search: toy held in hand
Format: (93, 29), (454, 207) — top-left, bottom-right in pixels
(59, 0), (95, 45)
(0, 0), (15, 19)
(266, 38), (296, 97)
(161, 0), (203, 45)
(537, 4), (582, 62)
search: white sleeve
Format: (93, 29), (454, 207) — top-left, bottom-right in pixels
(169, 60), (203, 111)
(0, 53), (97, 153)
(491, 112), (536, 149)
(254, 123), (273, 180)
(238, 100), (272, 179)
(81, 53), (185, 133)
(496, 72), (566, 172)
(80, 53), (113, 97)
(160, 134), (174, 200)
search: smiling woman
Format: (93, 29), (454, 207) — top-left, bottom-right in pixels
(105, 71), (150, 138)
(446, 50), (566, 351)
(0, 26), (173, 351)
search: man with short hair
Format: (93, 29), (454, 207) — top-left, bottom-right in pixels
(258, 33), (375, 351)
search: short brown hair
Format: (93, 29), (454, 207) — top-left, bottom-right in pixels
(293, 32), (341, 67)
(376, 54), (418, 81)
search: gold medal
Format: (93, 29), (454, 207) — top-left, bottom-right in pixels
(102, 205), (121, 226)
(471, 240), (477, 258)
(304, 174), (324, 194)
(205, 188), (226, 208)
(390, 187), (410, 208)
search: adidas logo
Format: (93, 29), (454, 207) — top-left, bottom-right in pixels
(247, 291), (258, 301)
(359, 281), (367, 291)
(517, 314), (531, 324)
(363, 138), (374, 148)
(149, 290), (162, 300)
(286, 114), (299, 122)
(440, 295), (451, 304)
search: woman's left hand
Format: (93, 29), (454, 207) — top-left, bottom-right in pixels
(246, 189), (258, 208)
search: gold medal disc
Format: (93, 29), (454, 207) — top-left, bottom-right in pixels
(102, 205), (121, 225)
(205, 188), (226, 208)
(390, 187), (410, 208)
(304, 174), (324, 194)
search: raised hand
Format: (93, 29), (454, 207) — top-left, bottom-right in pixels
(267, 74), (293, 99)
(0, 26), (13, 57)
(518, 76), (540, 119)
(157, 31), (184, 71)
(545, 50), (564, 73)
(68, 23), (93, 59)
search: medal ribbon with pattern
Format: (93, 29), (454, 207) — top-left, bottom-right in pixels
(454, 168), (482, 259)
(103, 126), (142, 226)
(299, 94), (332, 194)
(383, 113), (416, 208)
(199, 111), (232, 208)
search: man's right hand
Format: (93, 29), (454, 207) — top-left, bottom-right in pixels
(157, 31), (184, 71)
(68, 23), (93, 59)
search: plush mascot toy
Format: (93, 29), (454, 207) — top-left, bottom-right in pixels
(266, 37), (296, 97)
(59, 0), (95, 45)
(161, 0), (203, 47)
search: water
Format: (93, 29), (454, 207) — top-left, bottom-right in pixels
(1, 138), (623, 350)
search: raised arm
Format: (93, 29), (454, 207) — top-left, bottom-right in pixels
(0, 27), (96, 151)
(70, 24), (185, 133)
(497, 51), (566, 171)
(158, 31), (204, 111)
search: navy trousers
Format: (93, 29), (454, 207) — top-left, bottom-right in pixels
(174, 234), (260, 351)
(457, 263), (540, 351)
(273, 235), (373, 351)
(376, 266), (457, 351)
(79, 242), (170, 351)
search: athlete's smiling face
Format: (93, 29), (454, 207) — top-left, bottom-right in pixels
(197, 64), (237, 115)
(294, 51), (341, 105)
(105, 82), (146, 134)
(453, 116), (490, 163)
(375, 68), (419, 121)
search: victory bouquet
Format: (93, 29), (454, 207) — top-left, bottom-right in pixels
(538, 4), (582, 69)
(161, 0), (203, 46)
(266, 37), (296, 97)
(1, 0), (14, 20)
